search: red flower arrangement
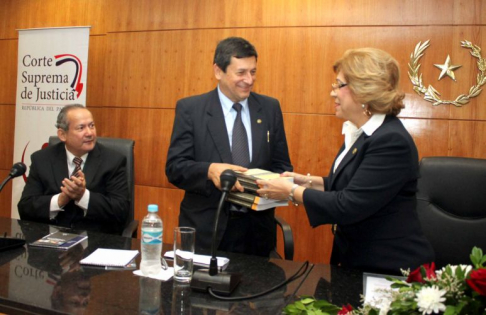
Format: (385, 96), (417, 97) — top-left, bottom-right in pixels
(406, 262), (437, 283)
(338, 304), (353, 314)
(467, 268), (486, 296)
(285, 247), (486, 315)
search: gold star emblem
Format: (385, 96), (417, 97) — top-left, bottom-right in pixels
(434, 55), (461, 81)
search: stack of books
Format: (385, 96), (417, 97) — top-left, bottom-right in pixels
(227, 169), (293, 211)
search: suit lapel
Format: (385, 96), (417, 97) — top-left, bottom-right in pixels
(330, 134), (367, 188)
(52, 144), (69, 188)
(83, 143), (102, 186)
(207, 90), (233, 164)
(248, 94), (265, 168)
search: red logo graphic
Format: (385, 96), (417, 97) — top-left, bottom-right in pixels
(55, 54), (84, 98)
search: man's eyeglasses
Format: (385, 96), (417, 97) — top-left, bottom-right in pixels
(331, 82), (348, 91)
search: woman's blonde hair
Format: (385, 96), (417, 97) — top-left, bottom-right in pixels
(333, 48), (405, 116)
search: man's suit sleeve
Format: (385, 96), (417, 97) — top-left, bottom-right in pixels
(166, 100), (212, 195)
(18, 153), (54, 223)
(85, 155), (129, 228)
(270, 100), (293, 173)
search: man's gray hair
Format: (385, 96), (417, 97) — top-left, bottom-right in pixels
(56, 104), (86, 131)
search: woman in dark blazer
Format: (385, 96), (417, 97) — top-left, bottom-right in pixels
(257, 48), (434, 274)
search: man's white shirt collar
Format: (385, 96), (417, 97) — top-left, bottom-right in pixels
(217, 85), (249, 115)
(65, 147), (89, 167)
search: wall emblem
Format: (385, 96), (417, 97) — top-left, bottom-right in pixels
(408, 40), (486, 107)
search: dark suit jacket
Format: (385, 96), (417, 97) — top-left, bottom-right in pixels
(166, 88), (292, 254)
(18, 142), (129, 235)
(303, 115), (434, 274)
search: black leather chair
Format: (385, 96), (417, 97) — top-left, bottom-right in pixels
(416, 156), (486, 268)
(274, 215), (294, 260)
(48, 136), (138, 238)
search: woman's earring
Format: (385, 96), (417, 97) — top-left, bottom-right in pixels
(362, 104), (371, 117)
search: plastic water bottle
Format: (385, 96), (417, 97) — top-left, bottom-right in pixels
(141, 204), (163, 276)
(139, 277), (161, 314)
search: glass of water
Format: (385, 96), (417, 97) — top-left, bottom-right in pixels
(173, 227), (195, 282)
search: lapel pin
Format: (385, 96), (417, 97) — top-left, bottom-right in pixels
(352, 148), (357, 154)
(257, 119), (262, 124)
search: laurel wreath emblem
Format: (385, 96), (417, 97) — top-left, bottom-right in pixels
(408, 40), (486, 107)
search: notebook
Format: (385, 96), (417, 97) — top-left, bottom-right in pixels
(80, 248), (139, 268)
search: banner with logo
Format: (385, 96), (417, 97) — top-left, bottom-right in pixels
(12, 27), (90, 218)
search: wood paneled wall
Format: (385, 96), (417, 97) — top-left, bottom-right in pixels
(0, 0), (485, 264)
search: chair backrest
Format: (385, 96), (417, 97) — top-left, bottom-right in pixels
(48, 136), (135, 231)
(417, 156), (486, 268)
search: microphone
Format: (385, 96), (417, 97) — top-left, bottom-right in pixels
(219, 169), (236, 193)
(0, 162), (27, 192)
(191, 169), (242, 296)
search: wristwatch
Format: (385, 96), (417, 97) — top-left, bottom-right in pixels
(288, 184), (299, 206)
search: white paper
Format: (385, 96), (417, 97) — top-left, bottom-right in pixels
(133, 268), (174, 281)
(364, 275), (399, 307)
(80, 248), (139, 267)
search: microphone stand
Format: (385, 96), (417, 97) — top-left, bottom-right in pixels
(191, 171), (242, 296)
(0, 175), (13, 193)
(0, 162), (27, 193)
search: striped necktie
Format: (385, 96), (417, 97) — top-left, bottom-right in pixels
(231, 103), (250, 167)
(71, 157), (82, 178)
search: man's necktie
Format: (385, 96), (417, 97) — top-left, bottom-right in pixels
(232, 103), (250, 167)
(71, 157), (82, 178)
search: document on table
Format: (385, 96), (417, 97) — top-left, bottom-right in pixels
(80, 248), (139, 268)
(363, 273), (405, 307)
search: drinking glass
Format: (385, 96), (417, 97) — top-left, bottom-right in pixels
(173, 227), (195, 282)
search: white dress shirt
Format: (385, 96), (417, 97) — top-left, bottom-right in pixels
(49, 148), (90, 219)
(217, 85), (253, 161)
(333, 114), (386, 173)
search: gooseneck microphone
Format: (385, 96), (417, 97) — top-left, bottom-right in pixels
(191, 169), (242, 295)
(0, 162), (27, 192)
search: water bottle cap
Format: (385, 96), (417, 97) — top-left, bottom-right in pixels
(147, 204), (158, 213)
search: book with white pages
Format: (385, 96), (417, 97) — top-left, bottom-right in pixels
(226, 194), (288, 211)
(80, 248), (139, 268)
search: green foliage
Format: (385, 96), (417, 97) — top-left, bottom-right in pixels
(285, 247), (486, 315)
(471, 247), (486, 269)
(284, 296), (342, 315)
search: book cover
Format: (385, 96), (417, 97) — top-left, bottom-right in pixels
(229, 191), (287, 205)
(227, 195), (288, 211)
(30, 231), (87, 250)
(235, 169), (294, 192)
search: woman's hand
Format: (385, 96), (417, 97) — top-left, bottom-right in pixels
(281, 171), (308, 185)
(282, 171), (324, 191)
(256, 177), (295, 201)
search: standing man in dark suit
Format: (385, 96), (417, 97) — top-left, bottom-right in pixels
(18, 104), (129, 234)
(166, 37), (293, 256)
